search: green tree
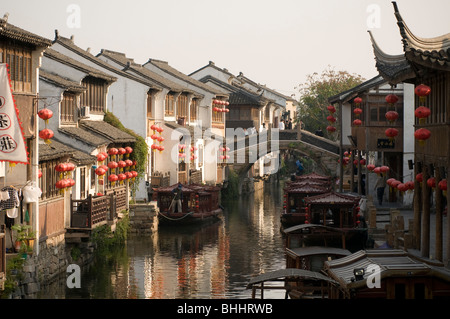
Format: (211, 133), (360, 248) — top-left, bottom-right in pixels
(296, 66), (365, 140)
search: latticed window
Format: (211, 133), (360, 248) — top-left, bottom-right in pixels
(39, 159), (61, 200)
(80, 76), (106, 113)
(61, 92), (76, 123)
(190, 98), (198, 121)
(0, 43), (32, 92)
(165, 94), (174, 116)
(177, 94), (188, 120)
(212, 107), (224, 123)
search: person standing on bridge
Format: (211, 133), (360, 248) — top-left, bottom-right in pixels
(287, 118), (292, 130)
(279, 120), (285, 130)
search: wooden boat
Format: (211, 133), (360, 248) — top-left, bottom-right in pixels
(155, 183), (223, 225)
(280, 182), (329, 228)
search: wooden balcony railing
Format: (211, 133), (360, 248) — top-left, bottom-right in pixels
(70, 194), (112, 229)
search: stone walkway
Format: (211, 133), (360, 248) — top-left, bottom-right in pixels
(370, 200), (448, 264)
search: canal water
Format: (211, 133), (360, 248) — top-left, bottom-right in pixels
(39, 181), (287, 299)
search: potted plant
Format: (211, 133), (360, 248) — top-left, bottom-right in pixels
(11, 224), (35, 256)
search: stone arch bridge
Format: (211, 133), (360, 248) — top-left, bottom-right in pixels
(225, 128), (340, 178)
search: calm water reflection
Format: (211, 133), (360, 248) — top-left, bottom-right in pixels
(40, 181), (286, 299)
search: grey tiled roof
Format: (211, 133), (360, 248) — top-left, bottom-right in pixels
(44, 48), (117, 83)
(98, 49), (192, 94)
(0, 15), (51, 47)
(40, 70), (86, 92)
(80, 120), (136, 144)
(54, 35), (162, 90)
(146, 58), (229, 96)
(39, 139), (96, 165)
(59, 126), (110, 147)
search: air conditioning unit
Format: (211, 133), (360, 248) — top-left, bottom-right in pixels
(80, 106), (90, 118)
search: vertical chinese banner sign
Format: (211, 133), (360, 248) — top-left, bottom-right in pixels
(0, 63), (29, 165)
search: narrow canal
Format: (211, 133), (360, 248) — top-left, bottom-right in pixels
(39, 180), (286, 299)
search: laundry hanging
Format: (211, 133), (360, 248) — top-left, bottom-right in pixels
(0, 186), (20, 211)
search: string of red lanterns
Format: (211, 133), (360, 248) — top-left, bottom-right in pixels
(414, 84), (431, 146)
(213, 99), (230, 113)
(38, 108), (54, 144)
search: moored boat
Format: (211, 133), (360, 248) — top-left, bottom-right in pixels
(155, 183), (223, 225)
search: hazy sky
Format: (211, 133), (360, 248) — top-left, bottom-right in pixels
(2, 0), (449, 99)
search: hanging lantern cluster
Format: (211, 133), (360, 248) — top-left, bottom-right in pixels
(38, 108), (54, 144)
(55, 162), (76, 193)
(414, 84), (432, 146)
(190, 145), (198, 163)
(383, 91), (400, 141)
(371, 165), (390, 175)
(326, 105), (337, 132)
(150, 124), (165, 153)
(212, 99), (230, 113)
(219, 146), (230, 165)
(339, 151), (351, 166)
(106, 146), (138, 186)
(352, 97), (363, 126)
(387, 178), (414, 194)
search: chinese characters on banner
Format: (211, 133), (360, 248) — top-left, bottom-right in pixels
(0, 64), (29, 164)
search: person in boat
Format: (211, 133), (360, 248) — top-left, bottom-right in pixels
(172, 183), (183, 213)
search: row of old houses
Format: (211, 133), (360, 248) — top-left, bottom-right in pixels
(329, 2), (449, 265)
(0, 14), (295, 289)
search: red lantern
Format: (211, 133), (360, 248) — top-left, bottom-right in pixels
(326, 126), (336, 132)
(380, 166), (390, 173)
(416, 173), (423, 183)
(385, 94), (399, 105)
(108, 148), (118, 156)
(414, 106), (431, 124)
(118, 173), (126, 183)
(414, 128), (431, 146)
(118, 161), (126, 171)
(390, 180), (400, 189)
(150, 124), (157, 131)
(55, 179), (66, 190)
(67, 178), (75, 187)
(117, 148), (125, 155)
(157, 136), (164, 143)
(125, 171), (133, 180)
(354, 97), (362, 105)
(373, 167), (381, 175)
(385, 128), (399, 140)
(385, 111), (399, 123)
(108, 174), (118, 185)
(386, 178), (395, 187)
(360, 159), (366, 166)
(151, 144), (158, 151)
(38, 169), (42, 179)
(158, 145), (164, 153)
(55, 163), (67, 173)
(367, 164), (375, 171)
(327, 105), (336, 113)
(97, 153), (107, 162)
(39, 128), (54, 144)
(125, 146), (133, 154)
(353, 119), (362, 126)
(414, 84), (431, 100)
(125, 159), (133, 167)
(438, 179), (447, 195)
(107, 161), (118, 170)
(427, 177), (436, 189)
(156, 126), (164, 134)
(326, 115), (336, 123)
(405, 181), (415, 191)
(95, 167), (106, 176)
(397, 183), (408, 192)
(38, 108), (53, 123)
(353, 108), (362, 116)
